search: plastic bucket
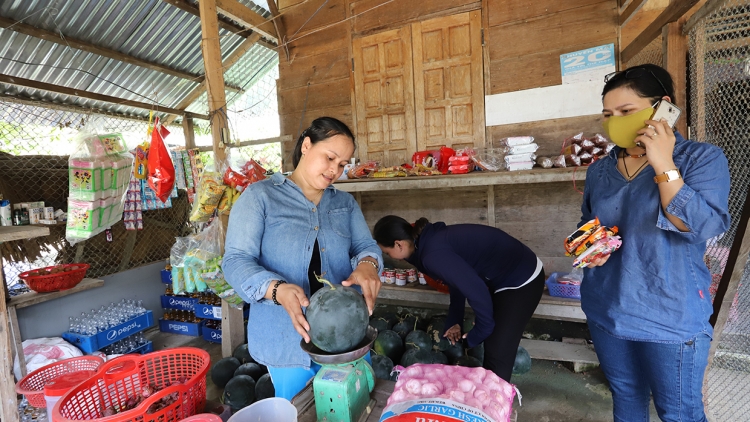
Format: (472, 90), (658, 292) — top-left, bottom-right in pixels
(227, 398), (297, 422)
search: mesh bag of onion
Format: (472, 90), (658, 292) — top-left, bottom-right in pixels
(380, 364), (519, 422)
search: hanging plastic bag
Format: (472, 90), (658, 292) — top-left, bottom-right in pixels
(189, 172), (226, 222)
(146, 117), (175, 203)
(170, 236), (191, 295)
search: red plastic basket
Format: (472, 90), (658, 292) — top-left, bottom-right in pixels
(422, 274), (450, 294)
(52, 347), (210, 422)
(179, 414), (222, 422)
(15, 356), (104, 408)
(18, 263), (90, 293)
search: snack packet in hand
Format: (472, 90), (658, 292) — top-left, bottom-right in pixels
(573, 236), (622, 268)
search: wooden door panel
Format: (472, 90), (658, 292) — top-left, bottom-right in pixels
(353, 26), (417, 166)
(413, 11), (485, 151)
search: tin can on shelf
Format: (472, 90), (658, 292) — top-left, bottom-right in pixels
(383, 269), (395, 284)
(395, 271), (407, 286)
(418, 272), (427, 285)
(406, 268), (417, 283)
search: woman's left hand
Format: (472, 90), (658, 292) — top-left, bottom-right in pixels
(636, 118), (677, 170)
(343, 261), (381, 315)
(444, 324), (467, 345)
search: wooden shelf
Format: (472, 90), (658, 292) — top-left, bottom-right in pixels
(0, 226), (50, 243)
(334, 167), (588, 192)
(8, 278), (104, 309)
(378, 283), (586, 323)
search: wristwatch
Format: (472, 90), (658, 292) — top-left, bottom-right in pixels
(654, 169), (682, 184)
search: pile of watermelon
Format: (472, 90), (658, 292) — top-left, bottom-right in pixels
(210, 344), (276, 413)
(369, 311), (485, 381)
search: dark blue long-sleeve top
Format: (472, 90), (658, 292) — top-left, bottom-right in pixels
(405, 222), (540, 347)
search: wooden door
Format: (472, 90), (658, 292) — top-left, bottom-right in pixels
(412, 11), (485, 152)
(353, 26), (417, 166)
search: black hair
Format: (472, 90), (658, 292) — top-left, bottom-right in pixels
(292, 117), (355, 168)
(373, 215), (429, 247)
(602, 64), (676, 103)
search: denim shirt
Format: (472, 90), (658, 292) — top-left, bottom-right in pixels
(222, 172), (383, 368)
(580, 132), (730, 342)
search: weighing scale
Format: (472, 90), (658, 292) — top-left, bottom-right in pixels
(300, 326), (377, 422)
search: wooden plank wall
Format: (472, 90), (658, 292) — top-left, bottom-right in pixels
(276, 0), (618, 273)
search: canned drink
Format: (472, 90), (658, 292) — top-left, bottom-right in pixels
(418, 272), (427, 285)
(380, 270), (387, 284)
(384, 270), (395, 284)
(406, 268), (417, 283)
(395, 272), (407, 286)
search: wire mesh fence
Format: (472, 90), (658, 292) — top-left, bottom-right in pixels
(0, 59), (282, 291)
(624, 35), (664, 69)
(687, 1), (750, 420)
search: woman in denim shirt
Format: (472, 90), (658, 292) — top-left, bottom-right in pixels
(580, 64), (730, 421)
(223, 117), (383, 400)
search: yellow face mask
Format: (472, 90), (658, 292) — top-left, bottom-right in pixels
(601, 106), (655, 149)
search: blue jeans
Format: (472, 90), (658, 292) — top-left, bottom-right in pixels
(589, 324), (710, 422)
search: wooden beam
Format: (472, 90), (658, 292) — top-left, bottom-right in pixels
(620, 0), (648, 26)
(183, 117), (196, 149)
(195, 134), (293, 151)
(662, 18), (688, 136)
(216, 0), (278, 42)
(0, 15), (202, 83)
(685, 0), (724, 34)
(621, 0), (700, 63)
(266, 0), (290, 61)
(163, 32), (262, 125)
(0, 73), (208, 120)
(199, 0), (229, 163)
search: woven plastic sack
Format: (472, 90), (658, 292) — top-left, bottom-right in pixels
(380, 364), (518, 422)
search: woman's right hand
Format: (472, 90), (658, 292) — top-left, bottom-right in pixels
(586, 254), (611, 268)
(443, 324), (466, 345)
(274, 283), (311, 343)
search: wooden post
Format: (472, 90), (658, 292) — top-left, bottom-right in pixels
(694, 20), (707, 141)
(0, 261), (18, 422)
(662, 18), (688, 136)
(198, 0), (229, 165)
(182, 117), (196, 149)
(486, 185), (496, 227)
(221, 302), (245, 357)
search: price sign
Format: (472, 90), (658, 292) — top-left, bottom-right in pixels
(560, 44), (615, 84)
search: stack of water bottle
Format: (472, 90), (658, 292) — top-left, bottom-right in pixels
(63, 299), (155, 355)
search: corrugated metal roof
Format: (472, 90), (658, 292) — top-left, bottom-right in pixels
(0, 0), (277, 119)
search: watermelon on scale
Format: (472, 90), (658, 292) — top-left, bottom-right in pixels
(306, 275), (369, 353)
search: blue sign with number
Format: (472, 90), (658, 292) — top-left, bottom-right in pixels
(560, 44), (615, 76)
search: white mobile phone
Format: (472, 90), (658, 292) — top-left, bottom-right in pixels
(652, 100), (682, 128)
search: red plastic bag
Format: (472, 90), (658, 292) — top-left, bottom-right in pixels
(147, 117), (175, 203)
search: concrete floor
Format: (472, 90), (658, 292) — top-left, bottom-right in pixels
(147, 328), (662, 421)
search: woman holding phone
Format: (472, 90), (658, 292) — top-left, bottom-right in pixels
(579, 64), (731, 421)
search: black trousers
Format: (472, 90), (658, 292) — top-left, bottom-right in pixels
(482, 269), (545, 382)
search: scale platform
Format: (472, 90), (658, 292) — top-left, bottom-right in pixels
(298, 326), (378, 422)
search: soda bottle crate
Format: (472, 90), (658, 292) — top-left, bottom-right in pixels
(62, 311), (155, 354)
(194, 303), (249, 320)
(201, 322), (221, 344)
(158, 318), (202, 336)
(160, 269), (172, 284)
(160, 295), (198, 311)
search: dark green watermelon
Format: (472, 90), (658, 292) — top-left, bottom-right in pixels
(455, 356), (483, 368)
(223, 375), (256, 411)
(306, 280), (369, 353)
(512, 346), (532, 375)
(426, 319), (452, 351)
(429, 351), (449, 364)
(373, 330), (404, 364)
(400, 348), (433, 367)
(467, 343), (484, 365)
(392, 320), (414, 339)
(234, 363), (267, 381)
(369, 317), (390, 333)
(232, 344), (255, 364)
(372, 311), (399, 329)
(442, 342), (465, 364)
(371, 354), (394, 380)
(462, 315), (475, 333)
(255, 373), (275, 401)
(404, 330), (432, 351)
(211, 357), (241, 388)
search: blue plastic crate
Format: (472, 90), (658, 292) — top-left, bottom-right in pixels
(545, 272), (581, 300)
(202, 323), (222, 344)
(62, 311), (155, 354)
(194, 303), (249, 320)
(160, 269), (172, 284)
(128, 341), (154, 354)
(160, 295), (197, 311)
(159, 318), (202, 336)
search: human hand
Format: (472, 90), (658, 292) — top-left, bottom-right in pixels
(636, 118), (677, 170)
(585, 254), (611, 268)
(443, 324), (467, 345)
(343, 262), (381, 315)
(275, 283), (311, 343)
